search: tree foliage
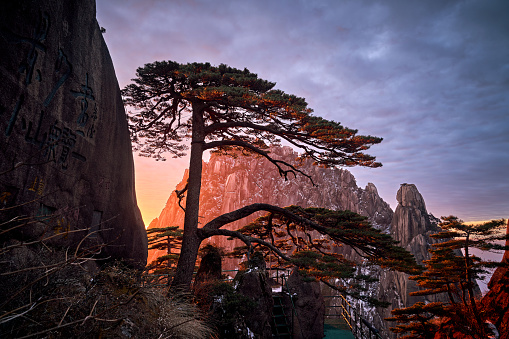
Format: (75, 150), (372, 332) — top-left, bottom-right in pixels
(122, 61), (400, 291)
(122, 61), (382, 169)
(223, 207), (420, 305)
(388, 216), (508, 338)
(386, 302), (447, 339)
(144, 226), (183, 286)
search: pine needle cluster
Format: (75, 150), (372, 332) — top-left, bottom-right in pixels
(387, 216), (508, 338)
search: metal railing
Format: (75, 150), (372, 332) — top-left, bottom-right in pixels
(323, 294), (383, 339)
(143, 268), (381, 338)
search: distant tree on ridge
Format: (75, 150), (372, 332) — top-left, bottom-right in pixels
(144, 226), (183, 287)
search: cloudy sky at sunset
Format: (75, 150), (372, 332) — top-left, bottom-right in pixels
(96, 0), (508, 226)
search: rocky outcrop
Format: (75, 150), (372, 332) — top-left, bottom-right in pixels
(233, 253), (274, 338)
(392, 184), (440, 264)
(481, 219), (509, 338)
(375, 184), (445, 338)
(193, 245), (223, 291)
(286, 269), (325, 339)
(0, 0), (147, 267)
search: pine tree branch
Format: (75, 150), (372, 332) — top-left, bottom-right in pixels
(203, 140), (315, 185)
(175, 181), (188, 212)
(198, 227), (291, 261)
(199, 203), (390, 260)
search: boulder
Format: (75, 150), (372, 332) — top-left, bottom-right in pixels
(286, 268), (325, 339)
(233, 252), (274, 338)
(193, 245), (223, 290)
(0, 0), (147, 268)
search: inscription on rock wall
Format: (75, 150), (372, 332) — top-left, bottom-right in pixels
(0, 0), (147, 268)
(1, 12), (102, 171)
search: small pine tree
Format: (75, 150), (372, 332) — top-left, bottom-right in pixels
(145, 226), (183, 286)
(388, 216), (508, 338)
(386, 302), (448, 339)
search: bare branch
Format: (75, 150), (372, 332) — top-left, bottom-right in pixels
(197, 227), (291, 261)
(203, 140), (315, 185)
(175, 182), (188, 212)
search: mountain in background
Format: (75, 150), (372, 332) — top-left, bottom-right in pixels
(148, 146), (392, 261)
(148, 146), (445, 337)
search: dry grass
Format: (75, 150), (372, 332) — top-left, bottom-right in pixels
(156, 291), (216, 339)
(0, 241), (215, 338)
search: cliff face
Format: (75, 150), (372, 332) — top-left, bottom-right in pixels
(392, 184), (440, 264)
(148, 146), (393, 263)
(481, 219), (509, 339)
(149, 149), (444, 336)
(0, 0), (147, 268)
(374, 184), (445, 338)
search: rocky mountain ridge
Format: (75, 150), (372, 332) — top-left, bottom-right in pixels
(149, 147), (443, 337)
(148, 146), (393, 262)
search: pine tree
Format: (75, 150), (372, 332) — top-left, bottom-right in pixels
(144, 226), (183, 286)
(386, 302), (447, 339)
(388, 216), (508, 338)
(122, 61), (405, 291)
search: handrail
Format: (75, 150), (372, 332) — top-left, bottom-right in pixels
(338, 302), (353, 330)
(279, 271), (306, 339)
(323, 293), (383, 339)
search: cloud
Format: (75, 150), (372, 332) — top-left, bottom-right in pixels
(96, 0), (509, 223)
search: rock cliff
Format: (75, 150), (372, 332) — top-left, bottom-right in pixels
(374, 184), (445, 338)
(149, 149), (444, 336)
(0, 0), (147, 268)
(148, 146), (393, 264)
(481, 219), (509, 339)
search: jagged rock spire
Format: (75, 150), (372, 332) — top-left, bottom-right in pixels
(391, 183), (439, 265)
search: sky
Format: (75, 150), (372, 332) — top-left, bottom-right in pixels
(96, 0), (509, 226)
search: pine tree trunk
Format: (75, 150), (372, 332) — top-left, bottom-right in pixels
(170, 102), (206, 291)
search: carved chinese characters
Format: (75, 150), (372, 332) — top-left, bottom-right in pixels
(0, 1), (147, 268)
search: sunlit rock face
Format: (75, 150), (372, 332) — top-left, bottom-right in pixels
(150, 148), (451, 336)
(148, 146), (393, 264)
(203, 147), (393, 228)
(0, 0), (147, 268)
(374, 184), (445, 338)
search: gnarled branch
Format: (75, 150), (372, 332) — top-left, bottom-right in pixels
(203, 140), (315, 185)
(200, 203), (381, 259)
(197, 227), (291, 261)
(175, 181), (188, 212)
